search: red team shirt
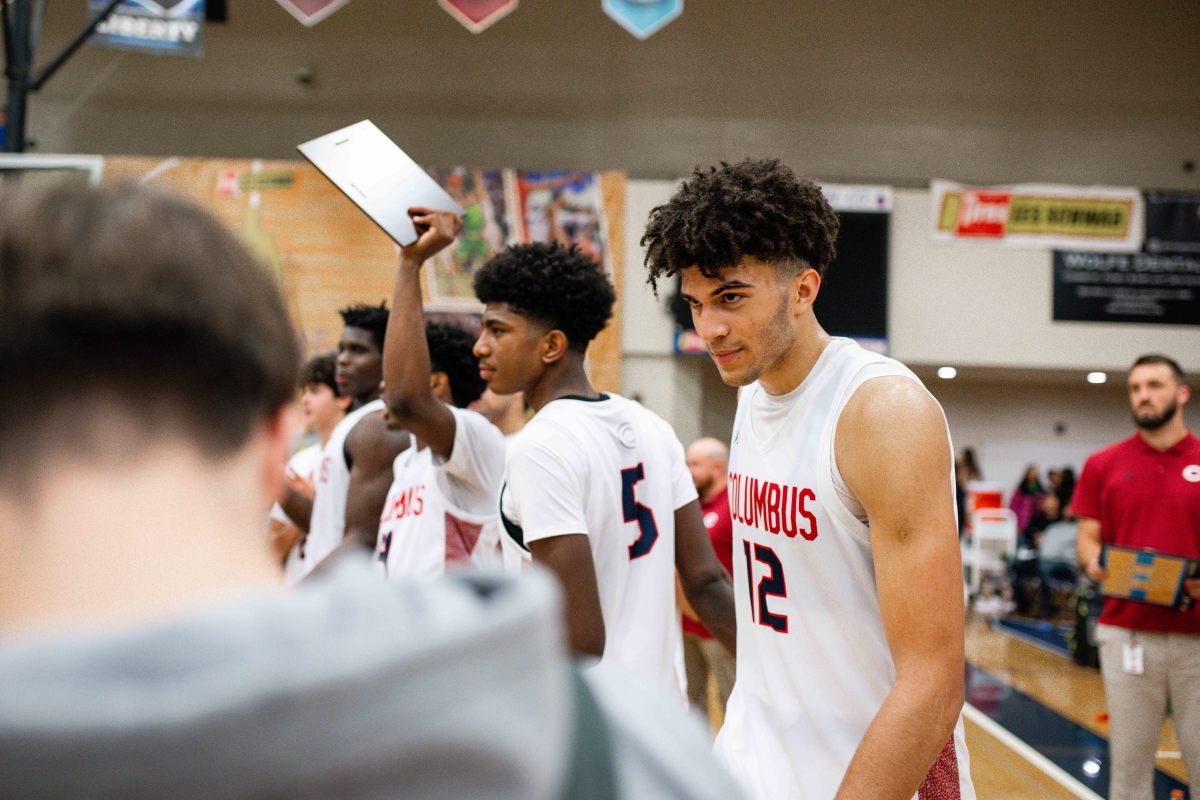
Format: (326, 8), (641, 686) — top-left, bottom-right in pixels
(682, 486), (734, 639)
(1072, 432), (1200, 634)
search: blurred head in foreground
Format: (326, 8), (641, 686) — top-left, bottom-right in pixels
(0, 182), (299, 631)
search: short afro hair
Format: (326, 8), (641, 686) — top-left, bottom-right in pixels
(426, 321), (486, 408)
(300, 352), (339, 394)
(640, 158), (840, 293)
(339, 303), (389, 351)
(474, 242), (615, 351)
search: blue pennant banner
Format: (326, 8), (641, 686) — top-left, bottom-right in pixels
(90, 0), (205, 58)
(602, 0), (682, 40)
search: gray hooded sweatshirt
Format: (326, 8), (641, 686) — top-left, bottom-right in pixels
(0, 558), (741, 800)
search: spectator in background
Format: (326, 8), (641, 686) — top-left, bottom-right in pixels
(1009, 464), (1044, 533)
(1057, 466), (1076, 516)
(955, 447), (983, 534)
(681, 436), (736, 722)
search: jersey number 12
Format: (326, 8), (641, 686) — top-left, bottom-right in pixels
(743, 540), (788, 633)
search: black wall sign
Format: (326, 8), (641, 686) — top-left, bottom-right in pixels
(1053, 251), (1200, 326)
(1145, 192), (1200, 255)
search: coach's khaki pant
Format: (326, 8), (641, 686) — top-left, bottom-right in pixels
(683, 633), (735, 723)
(1096, 623), (1200, 800)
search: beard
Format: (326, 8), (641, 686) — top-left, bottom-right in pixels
(1133, 399), (1177, 430)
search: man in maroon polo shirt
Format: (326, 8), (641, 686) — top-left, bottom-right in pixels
(1075, 353), (1200, 800)
(682, 437), (736, 721)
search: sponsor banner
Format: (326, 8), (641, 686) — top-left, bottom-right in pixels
(822, 184), (892, 213)
(91, 0), (205, 57)
(1053, 251), (1200, 326)
(603, 0), (682, 40)
(1145, 191), (1200, 255)
(274, 0), (351, 26)
(932, 180), (1143, 252)
(438, 0), (518, 33)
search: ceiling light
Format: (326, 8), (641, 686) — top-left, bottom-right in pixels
(1087, 372), (1107, 384)
(937, 367), (957, 380)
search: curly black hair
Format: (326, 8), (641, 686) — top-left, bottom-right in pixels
(640, 158), (840, 293)
(426, 321), (486, 408)
(473, 242), (615, 351)
(339, 303), (389, 351)
(300, 352), (339, 394)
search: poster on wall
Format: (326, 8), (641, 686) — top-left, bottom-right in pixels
(517, 171), (611, 273)
(1052, 251), (1200, 326)
(931, 180), (1144, 252)
(423, 167), (522, 310)
(90, 0), (205, 57)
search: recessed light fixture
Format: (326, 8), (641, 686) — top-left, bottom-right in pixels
(1087, 372), (1107, 384)
(1082, 758), (1102, 778)
(937, 367), (957, 380)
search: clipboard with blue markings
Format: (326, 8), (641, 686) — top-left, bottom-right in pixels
(1101, 545), (1199, 609)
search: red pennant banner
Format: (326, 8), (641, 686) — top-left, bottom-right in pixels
(438, 0), (518, 33)
(275, 0), (351, 27)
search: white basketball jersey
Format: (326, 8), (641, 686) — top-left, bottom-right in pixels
(277, 443), (322, 585)
(499, 394), (697, 702)
(288, 399), (385, 585)
(714, 338), (974, 800)
(375, 406), (505, 577)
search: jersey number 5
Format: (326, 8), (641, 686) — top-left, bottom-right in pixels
(621, 464), (659, 559)
(743, 540), (788, 633)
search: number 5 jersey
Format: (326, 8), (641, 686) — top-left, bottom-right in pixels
(715, 337), (974, 800)
(499, 393), (698, 703)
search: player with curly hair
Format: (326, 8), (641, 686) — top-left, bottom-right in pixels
(369, 208), (508, 577)
(642, 158), (974, 800)
(471, 238), (735, 703)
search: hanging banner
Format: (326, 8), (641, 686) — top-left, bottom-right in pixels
(1144, 191), (1200, 255)
(603, 0), (682, 39)
(274, 0), (351, 27)
(91, 0), (205, 58)
(1053, 251), (1200, 326)
(438, 0), (518, 33)
(931, 180), (1143, 252)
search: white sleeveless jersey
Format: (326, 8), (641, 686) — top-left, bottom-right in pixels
(277, 443), (323, 586)
(286, 399), (385, 586)
(375, 406), (506, 577)
(499, 393), (697, 702)
(714, 338), (974, 800)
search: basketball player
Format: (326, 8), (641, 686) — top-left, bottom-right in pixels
(0, 181), (745, 800)
(269, 353), (350, 571)
(374, 207), (506, 576)
(641, 159), (974, 799)
(277, 304), (409, 581)
(472, 241), (736, 701)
